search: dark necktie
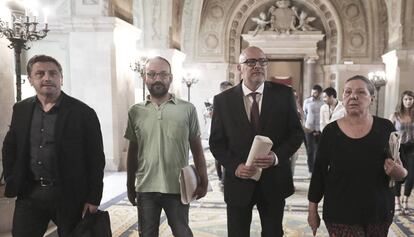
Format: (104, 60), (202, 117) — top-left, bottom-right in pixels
(250, 92), (260, 132)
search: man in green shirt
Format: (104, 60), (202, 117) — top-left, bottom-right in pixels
(124, 56), (208, 237)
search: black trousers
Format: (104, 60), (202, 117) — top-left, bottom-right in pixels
(395, 146), (414, 197)
(12, 185), (81, 237)
(305, 131), (320, 173)
(227, 186), (286, 237)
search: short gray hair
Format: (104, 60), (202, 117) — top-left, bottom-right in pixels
(345, 75), (375, 96)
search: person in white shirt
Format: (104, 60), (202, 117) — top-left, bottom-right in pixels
(320, 87), (346, 132)
(303, 85), (324, 175)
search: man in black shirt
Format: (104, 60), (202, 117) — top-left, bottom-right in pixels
(2, 55), (105, 237)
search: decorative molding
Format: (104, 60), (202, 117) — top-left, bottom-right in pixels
(209, 4), (225, 21)
(386, 0), (403, 49)
(242, 31), (324, 59)
(83, 0), (99, 5)
(151, 0), (162, 41)
(197, 1), (233, 59)
(224, 0), (341, 82)
(331, 0), (368, 58)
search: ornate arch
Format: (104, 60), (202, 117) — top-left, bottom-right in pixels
(223, 0), (343, 81)
(225, 0), (343, 63)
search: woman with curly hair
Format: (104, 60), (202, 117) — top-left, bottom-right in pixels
(390, 90), (414, 215)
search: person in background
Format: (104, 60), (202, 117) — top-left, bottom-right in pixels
(308, 75), (396, 237)
(319, 87), (345, 132)
(390, 90), (414, 215)
(290, 89), (305, 177)
(303, 84), (324, 176)
(2, 55), (105, 237)
(125, 56), (208, 237)
(209, 46), (303, 237)
(212, 81), (234, 186)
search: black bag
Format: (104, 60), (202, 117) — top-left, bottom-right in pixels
(70, 210), (112, 237)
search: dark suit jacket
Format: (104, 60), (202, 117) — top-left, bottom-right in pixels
(2, 92), (105, 212)
(209, 81), (304, 206)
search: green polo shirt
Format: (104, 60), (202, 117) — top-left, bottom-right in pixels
(124, 95), (200, 194)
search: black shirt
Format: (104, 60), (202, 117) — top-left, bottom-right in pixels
(308, 116), (395, 224)
(29, 96), (62, 181)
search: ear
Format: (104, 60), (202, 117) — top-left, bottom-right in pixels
(28, 77), (34, 86)
(237, 64), (242, 72)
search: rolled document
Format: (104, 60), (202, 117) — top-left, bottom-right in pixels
(246, 135), (274, 181)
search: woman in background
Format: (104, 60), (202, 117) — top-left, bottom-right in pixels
(390, 90), (414, 215)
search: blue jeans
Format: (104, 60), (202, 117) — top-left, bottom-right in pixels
(137, 192), (193, 237)
(305, 131), (320, 173)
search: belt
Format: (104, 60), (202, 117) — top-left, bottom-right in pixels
(35, 179), (58, 187)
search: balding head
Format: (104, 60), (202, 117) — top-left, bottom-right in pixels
(239, 46), (266, 64)
(237, 46), (268, 91)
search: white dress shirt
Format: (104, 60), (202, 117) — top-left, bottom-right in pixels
(241, 82), (278, 166)
(320, 100), (346, 131)
(242, 82), (264, 122)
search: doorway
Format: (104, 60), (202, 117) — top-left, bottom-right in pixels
(266, 59), (304, 102)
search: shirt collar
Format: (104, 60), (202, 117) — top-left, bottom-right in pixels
(35, 93), (63, 110)
(242, 82), (264, 97)
(145, 93), (177, 105)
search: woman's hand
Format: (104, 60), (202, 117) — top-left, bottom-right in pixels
(384, 158), (396, 176)
(308, 202), (321, 236)
(384, 158), (407, 181)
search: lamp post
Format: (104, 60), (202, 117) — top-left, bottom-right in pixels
(368, 71), (387, 116)
(131, 56), (148, 101)
(0, 6), (49, 102)
(182, 70), (199, 102)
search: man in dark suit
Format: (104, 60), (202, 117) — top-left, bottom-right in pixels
(2, 55), (105, 237)
(209, 46), (303, 237)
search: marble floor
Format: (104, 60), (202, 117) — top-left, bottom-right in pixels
(96, 143), (407, 237)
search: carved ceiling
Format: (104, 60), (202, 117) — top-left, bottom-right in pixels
(194, 0), (389, 65)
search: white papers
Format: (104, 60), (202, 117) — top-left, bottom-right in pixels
(388, 131), (407, 186)
(389, 131), (401, 161)
(246, 135), (274, 181)
(179, 164), (212, 204)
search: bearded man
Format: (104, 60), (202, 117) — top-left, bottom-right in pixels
(124, 56), (208, 237)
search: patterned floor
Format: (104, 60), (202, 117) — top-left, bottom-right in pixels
(104, 147), (413, 237)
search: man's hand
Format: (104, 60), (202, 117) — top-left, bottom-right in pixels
(235, 163), (258, 179)
(253, 151), (277, 169)
(127, 184), (137, 206)
(193, 177), (208, 200)
(82, 203), (98, 218)
(126, 141), (138, 206)
(308, 202), (320, 236)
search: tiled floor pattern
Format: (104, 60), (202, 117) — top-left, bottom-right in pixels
(97, 146), (412, 236)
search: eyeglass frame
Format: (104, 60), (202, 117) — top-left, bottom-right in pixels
(145, 71), (172, 79)
(240, 58), (269, 67)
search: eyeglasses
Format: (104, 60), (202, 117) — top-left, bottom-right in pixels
(241, 58), (269, 67)
(146, 71), (171, 79)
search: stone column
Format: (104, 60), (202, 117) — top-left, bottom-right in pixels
(382, 49), (414, 118)
(303, 57), (317, 99)
(0, 38), (15, 183)
(27, 16), (140, 171)
(67, 18), (140, 171)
